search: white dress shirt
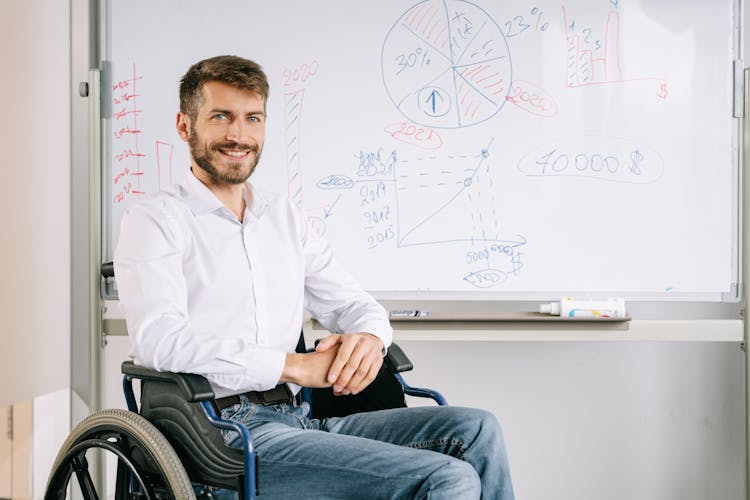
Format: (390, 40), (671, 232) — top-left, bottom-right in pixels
(114, 171), (393, 398)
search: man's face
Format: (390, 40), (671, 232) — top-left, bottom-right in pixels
(178, 80), (266, 185)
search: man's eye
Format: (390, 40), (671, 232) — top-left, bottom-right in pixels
(213, 113), (227, 120)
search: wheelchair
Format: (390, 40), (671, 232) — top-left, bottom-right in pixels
(45, 337), (446, 499)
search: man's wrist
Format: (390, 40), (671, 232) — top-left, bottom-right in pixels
(280, 352), (303, 385)
(366, 333), (387, 357)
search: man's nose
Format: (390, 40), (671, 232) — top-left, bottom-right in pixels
(226, 120), (249, 144)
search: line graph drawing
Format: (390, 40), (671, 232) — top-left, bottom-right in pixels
(382, 0), (513, 128)
(315, 139), (526, 288)
(394, 139), (515, 243)
(392, 139), (526, 287)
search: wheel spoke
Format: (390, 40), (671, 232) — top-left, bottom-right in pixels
(71, 454), (99, 500)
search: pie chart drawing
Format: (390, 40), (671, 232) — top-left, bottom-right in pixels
(382, 0), (512, 129)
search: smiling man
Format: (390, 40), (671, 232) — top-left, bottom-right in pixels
(182, 81), (264, 192)
(114, 55), (514, 499)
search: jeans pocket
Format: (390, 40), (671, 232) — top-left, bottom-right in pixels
(221, 397), (258, 421)
(220, 399), (259, 446)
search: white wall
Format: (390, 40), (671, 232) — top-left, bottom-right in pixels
(400, 340), (745, 500)
(0, 0), (72, 497)
(33, 389), (71, 496)
(0, 0), (72, 406)
(100, 332), (746, 500)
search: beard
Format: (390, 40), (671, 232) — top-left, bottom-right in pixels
(189, 126), (262, 185)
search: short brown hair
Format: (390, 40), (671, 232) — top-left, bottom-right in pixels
(179, 55), (270, 120)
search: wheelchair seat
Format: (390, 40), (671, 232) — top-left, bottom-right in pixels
(123, 362), (247, 494)
(46, 340), (445, 500)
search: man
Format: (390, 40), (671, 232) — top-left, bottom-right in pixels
(115, 54), (514, 499)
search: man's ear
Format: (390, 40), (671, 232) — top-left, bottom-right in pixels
(176, 112), (190, 142)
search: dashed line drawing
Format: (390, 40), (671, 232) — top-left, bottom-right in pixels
(394, 138), (521, 243)
(382, 0), (513, 128)
(332, 139), (525, 288)
(392, 139), (526, 286)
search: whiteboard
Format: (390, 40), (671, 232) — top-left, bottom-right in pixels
(103, 0), (740, 300)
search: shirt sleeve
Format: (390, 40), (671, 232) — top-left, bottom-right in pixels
(301, 219), (393, 349)
(114, 201), (285, 393)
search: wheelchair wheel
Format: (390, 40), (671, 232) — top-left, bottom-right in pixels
(45, 408), (196, 499)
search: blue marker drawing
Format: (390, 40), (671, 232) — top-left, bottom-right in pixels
(389, 136), (527, 288)
(313, 1), (526, 289)
(382, 0), (513, 129)
(317, 174), (354, 189)
(420, 87), (451, 117)
(396, 138), (501, 245)
(315, 138), (526, 289)
(517, 134), (664, 184)
(324, 194), (342, 219)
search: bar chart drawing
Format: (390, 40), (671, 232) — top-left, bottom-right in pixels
(285, 89), (306, 207)
(562, 5), (623, 87)
(155, 140), (173, 190)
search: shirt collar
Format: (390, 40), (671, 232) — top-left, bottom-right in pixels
(182, 169), (224, 215)
(244, 180), (269, 222)
(181, 168), (269, 220)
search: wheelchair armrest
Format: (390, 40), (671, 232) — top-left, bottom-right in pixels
(121, 361), (216, 403)
(384, 343), (413, 373)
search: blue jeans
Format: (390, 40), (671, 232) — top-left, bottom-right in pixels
(198, 397), (514, 499)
